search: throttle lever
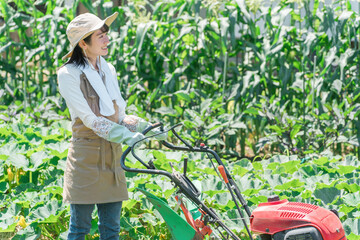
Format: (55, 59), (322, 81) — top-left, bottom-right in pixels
(183, 157), (188, 177)
(169, 162), (176, 173)
(148, 159), (156, 169)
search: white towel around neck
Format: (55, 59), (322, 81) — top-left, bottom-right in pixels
(80, 57), (121, 116)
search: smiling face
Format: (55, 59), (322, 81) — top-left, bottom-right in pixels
(79, 26), (110, 66)
(87, 29), (110, 56)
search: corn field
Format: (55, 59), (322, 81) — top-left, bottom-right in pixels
(1, 0), (360, 159)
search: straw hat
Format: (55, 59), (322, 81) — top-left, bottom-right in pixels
(62, 12), (118, 60)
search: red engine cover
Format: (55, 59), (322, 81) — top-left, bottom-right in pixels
(250, 199), (346, 240)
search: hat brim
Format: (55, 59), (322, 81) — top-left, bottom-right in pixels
(62, 12), (119, 61)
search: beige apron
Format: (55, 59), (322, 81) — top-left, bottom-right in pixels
(63, 72), (129, 204)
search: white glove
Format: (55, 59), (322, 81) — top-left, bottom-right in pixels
(107, 124), (147, 146)
(121, 115), (167, 140)
(136, 118), (168, 140)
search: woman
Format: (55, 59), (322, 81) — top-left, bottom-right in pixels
(58, 12), (163, 239)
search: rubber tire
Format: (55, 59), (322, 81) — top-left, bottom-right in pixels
(260, 234), (272, 240)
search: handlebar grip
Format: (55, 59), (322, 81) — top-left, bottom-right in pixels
(142, 122), (163, 135)
(218, 165), (229, 184)
(120, 122), (163, 171)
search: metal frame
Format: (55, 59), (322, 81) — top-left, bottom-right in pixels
(120, 123), (253, 240)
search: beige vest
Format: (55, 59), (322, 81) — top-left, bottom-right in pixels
(63, 73), (129, 204)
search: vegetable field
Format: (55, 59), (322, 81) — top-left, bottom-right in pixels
(1, 0), (360, 239)
(1, 116), (360, 239)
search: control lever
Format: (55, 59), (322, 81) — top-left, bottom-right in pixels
(148, 159), (156, 169)
(169, 162), (176, 173)
(183, 157), (188, 177)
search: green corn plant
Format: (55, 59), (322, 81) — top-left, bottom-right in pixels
(1, 0), (360, 157)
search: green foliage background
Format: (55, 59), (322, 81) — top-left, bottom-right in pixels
(1, 0), (360, 239)
(0, 118), (359, 239)
(1, 0), (360, 157)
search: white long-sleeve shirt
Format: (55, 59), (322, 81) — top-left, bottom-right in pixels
(57, 60), (144, 146)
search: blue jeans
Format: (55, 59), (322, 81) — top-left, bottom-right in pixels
(67, 201), (122, 240)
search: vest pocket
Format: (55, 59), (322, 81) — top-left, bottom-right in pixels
(112, 143), (126, 184)
(65, 142), (100, 188)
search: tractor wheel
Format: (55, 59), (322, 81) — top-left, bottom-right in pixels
(260, 234), (272, 240)
(272, 226), (323, 240)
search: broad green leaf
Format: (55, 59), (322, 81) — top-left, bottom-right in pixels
(268, 125), (282, 134)
(122, 199), (138, 211)
(28, 151), (49, 171)
(279, 160), (300, 174)
(232, 166), (248, 177)
(343, 219), (360, 235)
(154, 107), (178, 116)
(266, 162), (279, 171)
(28, 200), (66, 223)
(301, 190), (313, 199)
(7, 154), (28, 169)
(152, 150), (166, 163)
(252, 161), (263, 171)
(145, 183), (162, 192)
(242, 188), (260, 197)
(347, 233), (360, 240)
(46, 142), (69, 159)
(203, 189), (227, 198)
(174, 91), (191, 102)
(342, 192), (360, 208)
(314, 187), (341, 205)
(0, 143), (27, 156)
(290, 124), (301, 139)
(274, 179), (304, 191)
(10, 222), (41, 240)
(339, 205), (355, 215)
(0, 181), (9, 193)
(336, 183), (360, 193)
(0, 203), (21, 231)
(247, 195), (268, 206)
(337, 165), (357, 175)
(313, 157), (329, 165)
(44, 186), (63, 196)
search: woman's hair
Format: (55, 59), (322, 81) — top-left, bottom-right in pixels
(65, 24), (110, 68)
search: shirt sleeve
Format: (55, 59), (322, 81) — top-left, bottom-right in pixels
(58, 66), (97, 128)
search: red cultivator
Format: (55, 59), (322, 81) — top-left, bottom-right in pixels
(120, 123), (347, 240)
